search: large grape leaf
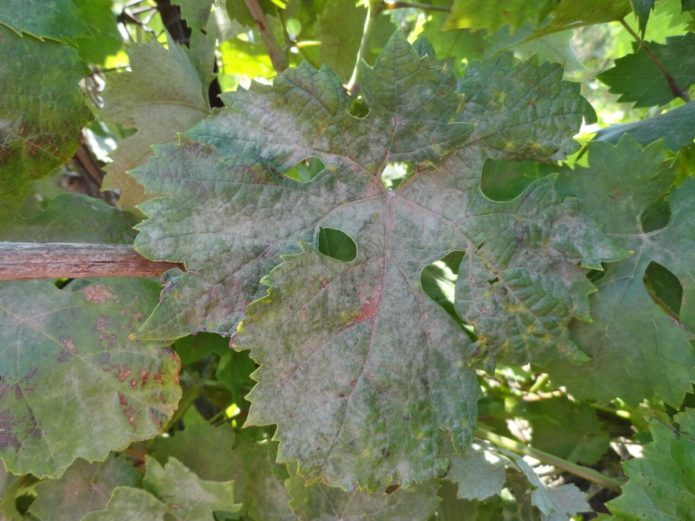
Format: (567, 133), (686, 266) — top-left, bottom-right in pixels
(132, 33), (623, 488)
(0, 279), (181, 478)
(598, 34), (695, 107)
(606, 408), (695, 520)
(444, 0), (554, 32)
(101, 36), (210, 209)
(0, 26), (91, 198)
(81, 488), (168, 521)
(29, 455), (139, 521)
(546, 137), (695, 406)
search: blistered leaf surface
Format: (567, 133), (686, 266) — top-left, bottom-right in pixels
(0, 279), (181, 478)
(133, 33), (622, 488)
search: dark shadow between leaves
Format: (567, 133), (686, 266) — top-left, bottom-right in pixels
(640, 197), (671, 232)
(480, 158), (556, 202)
(348, 96), (369, 119)
(644, 261), (682, 319)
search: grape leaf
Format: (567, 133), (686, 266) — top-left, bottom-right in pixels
(0, 279), (181, 478)
(0, 27), (91, 198)
(533, 0), (632, 36)
(444, 0), (554, 32)
(0, 466), (22, 521)
(447, 444), (506, 501)
(81, 487), (167, 521)
(598, 34), (695, 107)
(143, 457), (241, 520)
(0, 0), (121, 64)
(177, 0), (215, 30)
(631, 0), (655, 34)
(101, 36), (210, 209)
(547, 137), (695, 406)
(594, 101), (695, 150)
(607, 408), (695, 520)
(132, 33), (623, 488)
(29, 455), (139, 521)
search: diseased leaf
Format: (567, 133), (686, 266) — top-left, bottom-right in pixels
(81, 487), (168, 521)
(598, 34), (695, 107)
(447, 444), (506, 501)
(101, 36), (210, 209)
(143, 457), (241, 520)
(29, 455), (139, 521)
(594, 101), (695, 150)
(132, 33), (623, 489)
(607, 408), (695, 520)
(547, 137), (695, 406)
(0, 279), (181, 478)
(0, 27), (91, 197)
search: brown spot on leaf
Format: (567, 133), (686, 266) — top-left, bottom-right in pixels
(118, 393), (137, 428)
(118, 367), (132, 382)
(83, 284), (115, 304)
(354, 283), (383, 324)
(0, 411), (20, 449)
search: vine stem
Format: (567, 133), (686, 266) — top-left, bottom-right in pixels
(619, 18), (691, 103)
(243, 0), (288, 72)
(0, 243), (181, 280)
(383, 1), (450, 12)
(476, 427), (624, 492)
(347, 0), (384, 93)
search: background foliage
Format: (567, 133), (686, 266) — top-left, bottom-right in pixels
(1, 0), (695, 519)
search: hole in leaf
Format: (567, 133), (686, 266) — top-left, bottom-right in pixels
(318, 227), (357, 262)
(348, 96), (369, 119)
(586, 263), (608, 283)
(480, 158), (556, 201)
(641, 197), (671, 232)
(421, 250), (475, 339)
(54, 278), (73, 289)
(644, 261), (682, 318)
(381, 162), (414, 190)
(282, 157), (325, 184)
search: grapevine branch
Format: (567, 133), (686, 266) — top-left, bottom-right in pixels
(619, 18), (691, 103)
(383, 1), (450, 12)
(0, 243), (181, 280)
(243, 0), (288, 72)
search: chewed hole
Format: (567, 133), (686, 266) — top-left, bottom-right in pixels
(381, 162), (413, 190)
(641, 197), (671, 232)
(282, 157), (325, 183)
(480, 158), (555, 201)
(318, 227), (357, 262)
(348, 96), (369, 119)
(586, 263), (608, 283)
(421, 250), (475, 338)
(644, 262), (682, 318)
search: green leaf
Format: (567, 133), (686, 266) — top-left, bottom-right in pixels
(0, 0), (121, 64)
(533, 0), (632, 36)
(607, 408), (695, 520)
(132, 33), (623, 489)
(447, 444), (506, 501)
(0, 27), (91, 198)
(444, 0), (554, 32)
(29, 455), (139, 521)
(594, 101), (695, 150)
(176, 0), (215, 30)
(598, 34), (695, 107)
(101, 36), (210, 209)
(547, 137), (695, 406)
(0, 466), (23, 521)
(81, 487), (168, 521)
(0, 193), (138, 243)
(631, 0), (655, 34)
(143, 457), (241, 520)
(0, 279), (181, 478)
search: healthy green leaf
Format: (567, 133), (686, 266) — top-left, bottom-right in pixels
(0, 279), (181, 478)
(81, 487), (168, 521)
(607, 408), (695, 520)
(594, 101), (695, 149)
(101, 36), (210, 209)
(547, 137), (695, 406)
(177, 0), (215, 30)
(598, 34), (695, 107)
(533, 0), (632, 36)
(0, 0), (121, 64)
(0, 27), (91, 197)
(143, 457), (241, 520)
(29, 455), (139, 521)
(444, 0), (553, 32)
(631, 0), (655, 34)
(132, 33), (623, 489)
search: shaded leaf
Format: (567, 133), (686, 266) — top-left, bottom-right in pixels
(598, 34), (695, 107)
(631, 0), (655, 34)
(0, 279), (181, 478)
(29, 455), (139, 521)
(0, 27), (91, 197)
(101, 36), (210, 209)
(547, 137), (695, 406)
(445, 0), (554, 32)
